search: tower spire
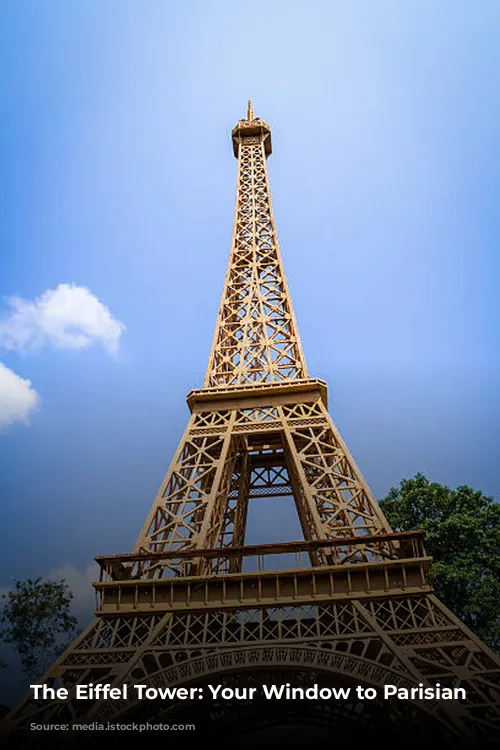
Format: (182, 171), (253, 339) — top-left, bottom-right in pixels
(206, 107), (304, 386)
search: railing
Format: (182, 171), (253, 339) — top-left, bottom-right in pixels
(95, 531), (427, 583)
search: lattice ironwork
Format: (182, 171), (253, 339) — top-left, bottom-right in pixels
(131, 394), (393, 572)
(4, 591), (500, 743)
(205, 106), (307, 387)
(2, 102), (500, 747)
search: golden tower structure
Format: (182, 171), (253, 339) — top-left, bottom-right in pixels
(2, 103), (500, 746)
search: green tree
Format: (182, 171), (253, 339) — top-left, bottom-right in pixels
(380, 473), (500, 652)
(0, 577), (77, 678)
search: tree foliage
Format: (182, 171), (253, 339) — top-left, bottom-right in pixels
(0, 577), (77, 678)
(380, 473), (500, 652)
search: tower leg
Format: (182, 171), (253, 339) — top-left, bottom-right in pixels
(2, 588), (499, 746)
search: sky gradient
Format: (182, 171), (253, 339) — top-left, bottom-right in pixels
(1, 2), (499, 698)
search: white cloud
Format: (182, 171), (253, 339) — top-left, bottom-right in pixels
(0, 283), (126, 356)
(0, 362), (39, 430)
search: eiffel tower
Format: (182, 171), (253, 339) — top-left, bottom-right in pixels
(2, 102), (500, 747)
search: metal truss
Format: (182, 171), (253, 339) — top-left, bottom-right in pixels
(4, 587), (500, 744)
(133, 387), (392, 575)
(2, 103), (499, 746)
(205, 104), (307, 387)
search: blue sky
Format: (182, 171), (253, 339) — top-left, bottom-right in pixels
(0, 0), (499, 659)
